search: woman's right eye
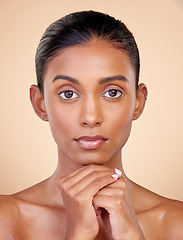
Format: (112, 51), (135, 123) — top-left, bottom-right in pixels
(58, 90), (79, 100)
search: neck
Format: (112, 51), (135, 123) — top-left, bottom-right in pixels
(46, 147), (128, 206)
(56, 147), (125, 176)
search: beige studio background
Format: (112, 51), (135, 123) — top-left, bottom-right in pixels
(0, 0), (183, 201)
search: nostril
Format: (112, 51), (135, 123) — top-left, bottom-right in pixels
(81, 121), (101, 127)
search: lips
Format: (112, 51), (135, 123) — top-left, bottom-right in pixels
(75, 135), (107, 149)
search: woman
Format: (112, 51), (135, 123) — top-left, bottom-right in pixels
(0, 10), (182, 240)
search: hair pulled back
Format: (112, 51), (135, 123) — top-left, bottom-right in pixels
(35, 10), (140, 93)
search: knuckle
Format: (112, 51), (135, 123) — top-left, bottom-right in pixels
(87, 164), (96, 172)
(92, 178), (101, 187)
(119, 189), (125, 197)
(75, 193), (89, 207)
(92, 174), (112, 187)
(119, 178), (126, 189)
(89, 170), (98, 179)
(75, 194), (84, 203)
(57, 177), (65, 187)
(114, 198), (123, 207)
(67, 188), (75, 198)
(59, 182), (68, 193)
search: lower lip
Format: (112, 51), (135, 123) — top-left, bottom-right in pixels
(76, 139), (106, 150)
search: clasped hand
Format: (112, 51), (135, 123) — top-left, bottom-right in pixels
(58, 165), (144, 240)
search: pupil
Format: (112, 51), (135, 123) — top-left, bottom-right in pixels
(109, 89), (117, 97)
(65, 91), (73, 98)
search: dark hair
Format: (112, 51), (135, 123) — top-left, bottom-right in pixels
(35, 10), (140, 93)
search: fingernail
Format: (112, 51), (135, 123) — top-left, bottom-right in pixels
(114, 168), (122, 177)
(111, 174), (119, 180)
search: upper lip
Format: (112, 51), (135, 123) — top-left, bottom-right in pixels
(75, 135), (108, 141)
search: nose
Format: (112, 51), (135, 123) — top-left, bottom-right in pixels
(79, 96), (103, 128)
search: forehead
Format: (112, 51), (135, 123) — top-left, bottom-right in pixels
(44, 41), (136, 86)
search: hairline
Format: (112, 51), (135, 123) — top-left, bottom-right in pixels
(40, 38), (137, 94)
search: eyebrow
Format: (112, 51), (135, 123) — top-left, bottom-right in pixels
(99, 75), (129, 84)
(52, 75), (79, 84)
(52, 74), (129, 84)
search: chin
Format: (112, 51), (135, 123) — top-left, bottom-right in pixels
(72, 151), (113, 166)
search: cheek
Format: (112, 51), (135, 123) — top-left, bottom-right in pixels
(46, 104), (76, 144)
(113, 112), (133, 135)
(108, 102), (135, 142)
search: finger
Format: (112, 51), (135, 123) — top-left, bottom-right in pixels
(101, 178), (126, 189)
(58, 165), (87, 184)
(76, 174), (119, 201)
(93, 195), (125, 215)
(59, 166), (122, 185)
(58, 165), (116, 191)
(94, 190), (136, 219)
(61, 174), (119, 206)
(68, 169), (118, 193)
(95, 187), (125, 197)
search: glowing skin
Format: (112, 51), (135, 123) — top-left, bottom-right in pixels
(0, 40), (182, 240)
(42, 41), (138, 174)
(28, 40), (148, 239)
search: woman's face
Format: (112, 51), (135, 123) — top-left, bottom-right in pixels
(42, 41), (138, 167)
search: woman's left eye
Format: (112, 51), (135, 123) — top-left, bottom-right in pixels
(58, 90), (78, 100)
(103, 89), (123, 99)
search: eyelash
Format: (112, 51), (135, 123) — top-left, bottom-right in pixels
(102, 89), (123, 99)
(58, 89), (123, 100)
(58, 90), (79, 100)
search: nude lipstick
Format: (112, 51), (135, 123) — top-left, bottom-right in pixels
(75, 135), (107, 150)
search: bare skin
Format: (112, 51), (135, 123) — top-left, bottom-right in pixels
(0, 175), (182, 240)
(0, 41), (182, 239)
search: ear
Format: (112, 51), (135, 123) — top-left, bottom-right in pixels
(133, 83), (148, 120)
(30, 85), (48, 121)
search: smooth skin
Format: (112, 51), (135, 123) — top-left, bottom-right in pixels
(0, 40), (183, 240)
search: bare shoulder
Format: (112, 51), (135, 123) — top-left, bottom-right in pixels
(0, 195), (19, 239)
(132, 182), (183, 239)
(143, 195), (183, 239)
(0, 181), (49, 239)
(147, 197), (183, 240)
(0, 194), (19, 220)
(161, 198), (183, 239)
(0, 182), (66, 240)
